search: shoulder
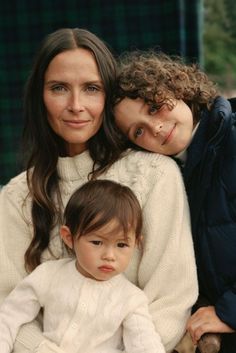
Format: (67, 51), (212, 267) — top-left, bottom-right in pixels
(30, 258), (73, 278)
(118, 149), (177, 166)
(103, 150), (182, 205)
(209, 96), (233, 131)
(0, 171), (31, 216)
(40, 258), (72, 268)
(16, 259), (74, 297)
(120, 150), (180, 179)
(210, 97), (236, 154)
(118, 274), (148, 301)
(2, 170), (28, 196)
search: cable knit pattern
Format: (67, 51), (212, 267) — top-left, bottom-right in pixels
(0, 149), (198, 353)
(0, 258), (165, 353)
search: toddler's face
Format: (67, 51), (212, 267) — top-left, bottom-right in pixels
(114, 98), (194, 155)
(73, 218), (136, 281)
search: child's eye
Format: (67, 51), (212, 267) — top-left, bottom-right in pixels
(134, 127), (144, 139)
(149, 105), (158, 115)
(117, 242), (129, 248)
(90, 240), (102, 246)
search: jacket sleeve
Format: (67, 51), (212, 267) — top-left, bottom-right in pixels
(215, 288), (236, 329)
(0, 178), (46, 352)
(138, 156), (198, 353)
(0, 265), (51, 352)
(214, 128), (236, 330)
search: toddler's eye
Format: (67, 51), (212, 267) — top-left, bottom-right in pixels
(134, 127), (144, 139)
(117, 242), (129, 248)
(90, 240), (102, 246)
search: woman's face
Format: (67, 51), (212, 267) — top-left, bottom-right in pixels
(44, 48), (105, 156)
(114, 97), (194, 155)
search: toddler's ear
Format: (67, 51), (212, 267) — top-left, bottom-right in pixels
(60, 225), (73, 249)
(136, 234), (144, 249)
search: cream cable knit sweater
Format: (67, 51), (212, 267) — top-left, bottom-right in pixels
(0, 258), (165, 353)
(0, 149), (198, 353)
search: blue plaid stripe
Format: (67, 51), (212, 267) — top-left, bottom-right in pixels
(0, 0), (202, 184)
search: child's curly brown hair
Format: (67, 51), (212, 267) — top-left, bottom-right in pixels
(115, 50), (218, 123)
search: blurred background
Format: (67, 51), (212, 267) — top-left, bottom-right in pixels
(0, 0), (236, 185)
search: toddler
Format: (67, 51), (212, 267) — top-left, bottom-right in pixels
(113, 50), (236, 353)
(0, 179), (165, 353)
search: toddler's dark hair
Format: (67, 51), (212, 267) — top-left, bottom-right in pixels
(63, 179), (142, 242)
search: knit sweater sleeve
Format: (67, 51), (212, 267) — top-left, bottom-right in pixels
(123, 291), (165, 353)
(137, 156), (198, 352)
(0, 262), (53, 352)
(0, 175), (46, 352)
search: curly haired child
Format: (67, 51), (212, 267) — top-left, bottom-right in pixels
(113, 50), (236, 353)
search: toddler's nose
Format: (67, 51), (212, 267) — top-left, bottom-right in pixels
(102, 247), (115, 261)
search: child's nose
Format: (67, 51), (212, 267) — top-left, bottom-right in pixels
(153, 121), (163, 136)
(102, 247), (115, 261)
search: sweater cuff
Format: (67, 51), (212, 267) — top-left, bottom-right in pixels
(215, 289), (236, 329)
(15, 320), (45, 352)
(0, 343), (10, 353)
(34, 340), (66, 353)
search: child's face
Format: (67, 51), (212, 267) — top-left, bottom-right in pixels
(114, 97), (194, 155)
(65, 219), (136, 281)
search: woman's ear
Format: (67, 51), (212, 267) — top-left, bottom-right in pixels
(60, 225), (73, 249)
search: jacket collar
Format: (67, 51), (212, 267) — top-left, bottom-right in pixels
(183, 96), (232, 181)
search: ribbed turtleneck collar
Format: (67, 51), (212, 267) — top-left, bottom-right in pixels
(57, 150), (94, 181)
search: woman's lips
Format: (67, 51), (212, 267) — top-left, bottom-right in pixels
(63, 119), (90, 128)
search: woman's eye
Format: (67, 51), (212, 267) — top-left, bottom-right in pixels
(51, 85), (66, 92)
(86, 85), (100, 93)
(134, 127), (144, 139)
(117, 242), (129, 248)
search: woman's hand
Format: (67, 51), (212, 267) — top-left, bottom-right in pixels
(187, 306), (234, 344)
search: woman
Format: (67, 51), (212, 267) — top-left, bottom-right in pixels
(0, 29), (198, 353)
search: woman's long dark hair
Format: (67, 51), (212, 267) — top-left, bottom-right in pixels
(22, 28), (120, 272)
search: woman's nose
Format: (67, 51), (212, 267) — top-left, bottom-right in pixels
(67, 93), (85, 113)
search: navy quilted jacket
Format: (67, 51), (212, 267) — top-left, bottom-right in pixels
(181, 96), (236, 352)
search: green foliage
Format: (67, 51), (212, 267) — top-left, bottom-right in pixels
(203, 0), (236, 93)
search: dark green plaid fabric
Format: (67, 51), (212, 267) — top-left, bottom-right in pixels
(0, 0), (202, 185)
